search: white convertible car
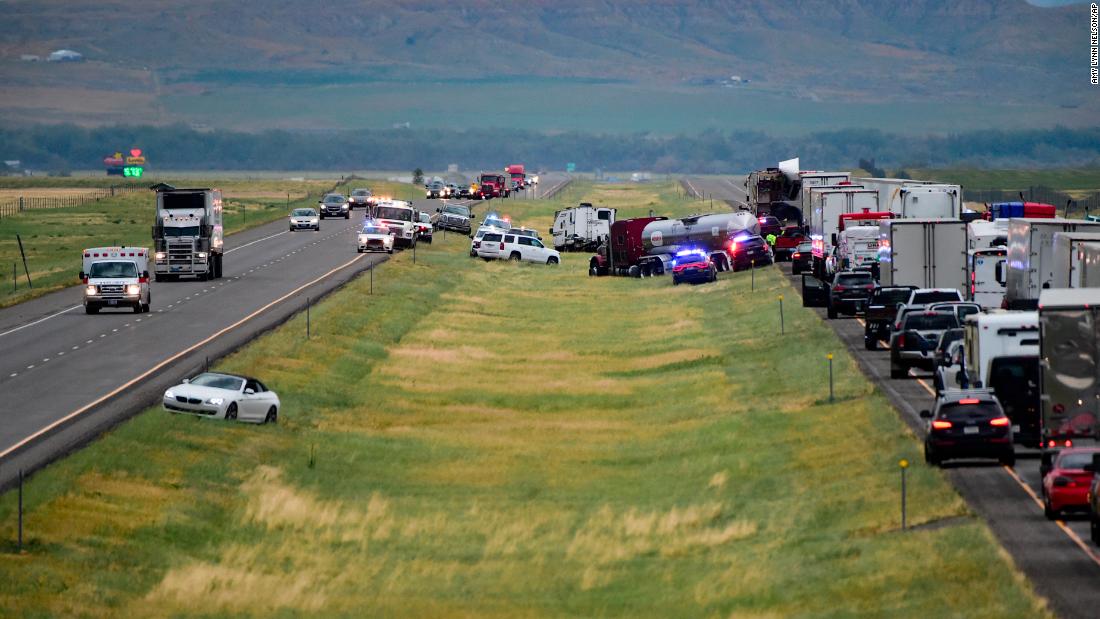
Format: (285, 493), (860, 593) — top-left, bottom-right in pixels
(163, 372), (280, 423)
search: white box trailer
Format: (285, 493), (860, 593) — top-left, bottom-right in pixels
(962, 311), (1040, 446)
(1038, 288), (1100, 469)
(809, 188), (878, 276)
(1080, 243), (1100, 288)
(877, 219), (967, 291)
(798, 172), (851, 218)
(969, 247), (1007, 309)
(856, 178), (962, 219)
(1051, 231), (1100, 289)
(967, 219), (1008, 251)
(1005, 218), (1100, 309)
(550, 203), (616, 252)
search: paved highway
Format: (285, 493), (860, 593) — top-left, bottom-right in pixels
(681, 175), (750, 209)
(0, 173), (567, 489)
(777, 262), (1100, 619)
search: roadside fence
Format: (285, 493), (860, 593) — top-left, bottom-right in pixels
(0, 184), (145, 220)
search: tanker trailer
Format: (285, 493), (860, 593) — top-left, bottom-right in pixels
(639, 211), (761, 274)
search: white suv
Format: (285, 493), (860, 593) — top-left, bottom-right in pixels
(479, 231), (561, 264)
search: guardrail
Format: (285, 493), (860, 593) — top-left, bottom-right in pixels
(0, 184), (145, 219)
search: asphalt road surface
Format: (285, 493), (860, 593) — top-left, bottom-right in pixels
(681, 175), (750, 209)
(776, 260), (1100, 619)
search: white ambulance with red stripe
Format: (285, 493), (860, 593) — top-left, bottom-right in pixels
(80, 247), (151, 314)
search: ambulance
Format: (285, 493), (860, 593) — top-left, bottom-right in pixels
(80, 246), (151, 314)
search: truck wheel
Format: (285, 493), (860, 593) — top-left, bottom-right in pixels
(133, 302), (142, 314)
(826, 300), (837, 319)
(864, 334), (876, 350)
(85, 304), (99, 315)
(890, 364), (906, 379)
(388, 248), (394, 254)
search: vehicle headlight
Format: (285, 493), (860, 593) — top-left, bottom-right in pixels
(164, 390), (175, 399)
(126, 284), (141, 296)
(155, 252), (166, 261)
(358, 235), (368, 243)
(196, 252), (208, 261)
(85, 285), (97, 295)
(311, 218), (318, 223)
(206, 397), (224, 406)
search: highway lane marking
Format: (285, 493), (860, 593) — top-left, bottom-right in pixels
(0, 228), (295, 340)
(0, 304), (82, 339)
(0, 252), (369, 461)
(683, 178), (700, 199)
(1001, 465), (1100, 569)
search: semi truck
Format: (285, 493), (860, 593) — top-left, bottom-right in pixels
(808, 188), (879, 278)
(1038, 288), (1100, 473)
(152, 187), (224, 281)
(1004, 219), (1100, 309)
(876, 219), (968, 291)
(745, 168), (797, 218)
(1050, 231), (1100, 289)
(479, 173), (509, 199)
(507, 164), (526, 190)
(799, 172), (852, 225)
(590, 211), (759, 277)
(855, 178), (962, 219)
(80, 246), (151, 314)
(962, 311), (1041, 447)
(550, 203), (616, 251)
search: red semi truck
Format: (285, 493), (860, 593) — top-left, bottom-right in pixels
(507, 164), (526, 191)
(589, 216), (668, 276)
(479, 172), (509, 199)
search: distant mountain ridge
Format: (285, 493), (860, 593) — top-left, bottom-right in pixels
(0, 0), (1082, 103)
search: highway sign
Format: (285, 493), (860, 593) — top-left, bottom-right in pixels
(566, 162), (576, 173)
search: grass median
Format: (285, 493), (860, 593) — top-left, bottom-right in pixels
(0, 182), (1048, 616)
(0, 177), (414, 308)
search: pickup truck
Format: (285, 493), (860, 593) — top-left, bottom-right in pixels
(863, 285), (917, 349)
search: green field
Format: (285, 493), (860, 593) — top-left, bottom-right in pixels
(0, 177), (417, 307)
(161, 81), (1096, 136)
(0, 182), (1049, 616)
(910, 168), (1100, 198)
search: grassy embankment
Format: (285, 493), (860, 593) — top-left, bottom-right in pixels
(0, 177), (415, 308)
(0, 182), (1048, 617)
(908, 168), (1100, 198)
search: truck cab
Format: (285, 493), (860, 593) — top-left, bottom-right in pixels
(550, 203), (616, 252)
(152, 187), (224, 281)
(963, 311), (1040, 447)
(374, 201), (418, 248)
(81, 247), (151, 314)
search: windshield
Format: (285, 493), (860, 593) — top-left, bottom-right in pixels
(443, 206), (469, 216)
(796, 242), (813, 251)
(89, 261), (138, 278)
(483, 233), (503, 242)
(938, 329), (964, 349)
(188, 373), (244, 391)
(940, 402), (1002, 422)
(905, 314), (960, 331)
(1057, 451), (1100, 470)
(419, 213), (431, 223)
(873, 288), (913, 305)
(484, 218), (510, 229)
(376, 207), (412, 221)
(913, 291), (961, 304)
(352, 189), (370, 196)
(292, 209), (315, 217)
(474, 230), (487, 240)
(836, 273), (874, 286)
(162, 226), (201, 238)
(513, 229), (535, 237)
(324, 195), (346, 204)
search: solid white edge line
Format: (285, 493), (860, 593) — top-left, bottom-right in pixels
(0, 228), (290, 340)
(0, 252), (368, 460)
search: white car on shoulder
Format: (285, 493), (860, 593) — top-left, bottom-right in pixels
(479, 230), (561, 264)
(163, 372), (280, 423)
(357, 221), (395, 253)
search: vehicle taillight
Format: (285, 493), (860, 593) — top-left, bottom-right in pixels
(897, 334), (906, 347)
(989, 417), (1010, 427)
(499, 243), (505, 250)
(792, 252), (800, 258)
(833, 285), (845, 292)
(1047, 439), (1074, 448)
(931, 420), (952, 430)
(959, 398), (981, 405)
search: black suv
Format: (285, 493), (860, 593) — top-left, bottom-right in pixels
(826, 271), (876, 319)
(730, 234), (773, 271)
(864, 286), (917, 349)
(318, 193), (350, 219)
(921, 390), (1015, 467)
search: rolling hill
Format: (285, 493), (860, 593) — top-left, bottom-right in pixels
(0, 0), (1090, 133)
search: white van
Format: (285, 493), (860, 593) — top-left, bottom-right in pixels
(80, 247), (151, 314)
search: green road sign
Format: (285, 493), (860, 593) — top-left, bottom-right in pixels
(566, 162), (576, 173)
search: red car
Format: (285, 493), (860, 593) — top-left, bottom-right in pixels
(773, 226), (806, 261)
(1043, 447), (1100, 519)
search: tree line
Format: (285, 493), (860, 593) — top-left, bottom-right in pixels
(2, 123), (1099, 174)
